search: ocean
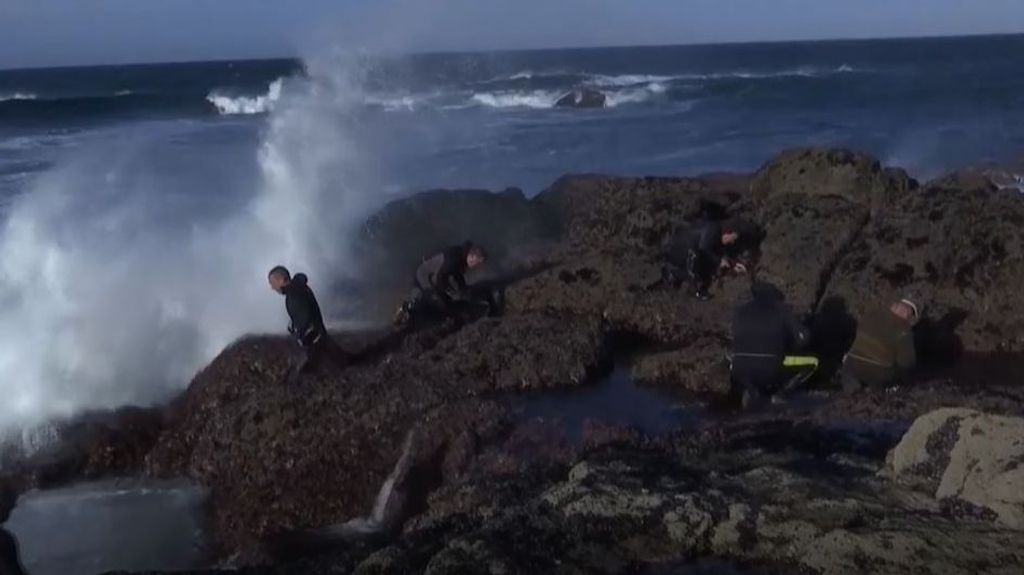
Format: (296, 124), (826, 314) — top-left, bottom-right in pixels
(0, 34), (1022, 434)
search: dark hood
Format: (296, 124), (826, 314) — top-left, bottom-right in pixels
(751, 281), (785, 305)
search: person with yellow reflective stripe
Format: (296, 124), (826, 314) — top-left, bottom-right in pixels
(730, 281), (819, 409)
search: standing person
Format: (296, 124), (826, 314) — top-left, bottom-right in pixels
(842, 298), (920, 392)
(730, 282), (819, 409)
(0, 484), (27, 575)
(268, 266), (346, 383)
(661, 219), (756, 300)
(394, 242), (494, 325)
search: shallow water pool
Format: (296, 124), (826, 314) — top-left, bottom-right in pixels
(6, 479), (208, 575)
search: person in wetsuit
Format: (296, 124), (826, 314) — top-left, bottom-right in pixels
(730, 281), (819, 409)
(841, 298), (920, 392)
(394, 242), (494, 325)
(0, 484), (27, 575)
(662, 219), (757, 300)
(269, 266), (346, 383)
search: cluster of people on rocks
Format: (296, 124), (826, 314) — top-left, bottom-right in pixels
(267, 214), (921, 409)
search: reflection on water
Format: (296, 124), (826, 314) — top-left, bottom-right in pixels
(514, 364), (709, 444)
(6, 479), (207, 575)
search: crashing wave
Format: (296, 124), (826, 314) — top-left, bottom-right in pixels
(207, 79), (284, 115)
(590, 74), (674, 88)
(605, 82), (668, 107)
(470, 90), (562, 109)
(0, 93), (37, 102)
(363, 93), (433, 112)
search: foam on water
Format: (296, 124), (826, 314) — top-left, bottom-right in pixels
(471, 89), (562, 109)
(0, 93), (37, 102)
(0, 53), (383, 436)
(207, 78), (284, 115)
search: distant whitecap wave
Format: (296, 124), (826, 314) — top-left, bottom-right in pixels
(207, 79), (283, 115)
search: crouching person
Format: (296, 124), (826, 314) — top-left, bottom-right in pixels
(842, 298), (920, 392)
(660, 218), (758, 301)
(730, 282), (819, 409)
(394, 241), (497, 326)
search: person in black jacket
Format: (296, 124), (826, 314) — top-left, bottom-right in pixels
(269, 266), (346, 383)
(394, 242), (493, 325)
(730, 281), (819, 409)
(661, 219), (757, 301)
(0, 484), (27, 575)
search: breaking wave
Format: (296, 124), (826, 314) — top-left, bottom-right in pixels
(0, 55), (381, 434)
(470, 90), (562, 109)
(0, 93), (37, 102)
(207, 79), (284, 115)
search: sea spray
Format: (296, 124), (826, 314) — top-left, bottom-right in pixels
(0, 51), (384, 441)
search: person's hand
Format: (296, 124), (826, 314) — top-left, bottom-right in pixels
(719, 259), (733, 271)
(733, 262), (748, 274)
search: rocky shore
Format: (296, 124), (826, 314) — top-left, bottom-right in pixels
(4, 148), (1024, 574)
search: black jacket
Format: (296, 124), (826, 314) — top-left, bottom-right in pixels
(416, 245), (469, 299)
(688, 221), (725, 261)
(732, 283), (809, 361)
(283, 273), (326, 345)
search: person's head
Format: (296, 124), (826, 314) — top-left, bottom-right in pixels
(0, 483), (17, 524)
(268, 266), (291, 294)
(890, 298), (921, 325)
(465, 244), (487, 269)
(721, 219), (750, 246)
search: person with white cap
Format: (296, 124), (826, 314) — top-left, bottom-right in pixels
(841, 297), (921, 392)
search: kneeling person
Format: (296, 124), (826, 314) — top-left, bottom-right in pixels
(662, 219), (756, 300)
(396, 242), (494, 325)
(731, 282), (818, 408)
(842, 298), (919, 392)
(269, 266), (346, 382)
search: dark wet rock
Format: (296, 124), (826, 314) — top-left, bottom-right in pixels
(926, 169), (1001, 193)
(144, 313), (607, 556)
(824, 185), (1024, 353)
(315, 422), (1023, 575)
(755, 193), (870, 314)
(554, 88), (607, 109)
(750, 147), (917, 214)
(533, 174), (747, 253)
(886, 408), (1024, 529)
(99, 147), (1024, 571)
(356, 188), (558, 285)
(632, 345), (731, 396)
(1, 407), (164, 492)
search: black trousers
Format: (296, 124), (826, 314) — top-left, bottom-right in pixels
(731, 355), (817, 396)
(289, 334), (346, 383)
(409, 281), (498, 319)
(687, 249), (717, 294)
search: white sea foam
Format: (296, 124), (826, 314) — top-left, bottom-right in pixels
(470, 90), (562, 109)
(589, 74), (674, 87)
(0, 53), (381, 435)
(0, 93), (37, 102)
(207, 78), (284, 115)
(605, 82), (668, 107)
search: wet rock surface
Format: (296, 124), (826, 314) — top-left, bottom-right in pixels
(886, 408), (1024, 529)
(11, 148), (1024, 573)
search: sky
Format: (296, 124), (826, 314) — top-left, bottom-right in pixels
(1, 0), (1023, 69)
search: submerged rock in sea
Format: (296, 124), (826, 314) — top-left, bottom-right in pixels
(554, 88), (607, 109)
